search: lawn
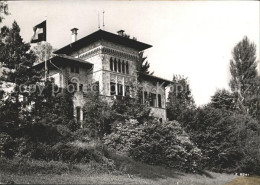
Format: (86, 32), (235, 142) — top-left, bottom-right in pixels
(0, 172), (242, 185)
(0, 157), (246, 185)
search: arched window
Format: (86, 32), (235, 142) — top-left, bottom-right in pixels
(110, 58), (113, 71)
(118, 60), (121, 73)
(122, 61), (125, 73)
(114, 59), (117, 72)
(126, 61), (129, 74)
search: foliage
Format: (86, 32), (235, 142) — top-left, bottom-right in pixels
(51, 141), (109, 163)
(229, 36), (258, 114)
(111, 96), (152, 124)
(137, 51), (154, 75)
(185, 105), (260, 174)
(0, 157), (78, 175)
(83, 88), (152, 139)
(243, 77), (260, 121)
(209, 89), (236, 111)
(0, 21), (42, 120)
(31, 42), (55, 64)
(104, 119), (203, 173)
(0, 132), (16, 158)
(83, 92), (112, 139)
(167, 75), (196, 122)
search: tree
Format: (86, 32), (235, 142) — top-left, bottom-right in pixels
(185, 105), (260, 174)
(0, 0), (9, 23)
(31, 42), (55, 64)
(229, 36), (258, 113)
(137, 51), (153, 75)
(83, 91), (112, 139)
(104, 119), (203, 173)
(0, 21), (42, 120)
(0, 0), (9, 102)
(244, 76), (260, 121)
(209, 89), (236, 111)
(166, 75), (195, 123)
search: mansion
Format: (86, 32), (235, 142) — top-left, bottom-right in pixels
(34, 29), (171, 123)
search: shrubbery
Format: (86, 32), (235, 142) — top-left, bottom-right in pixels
(104, 119), (203, 173)
(185, 105), (260, 175)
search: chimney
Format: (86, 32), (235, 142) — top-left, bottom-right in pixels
(71, 28), (78, 42)
(117, 30), (125, 36)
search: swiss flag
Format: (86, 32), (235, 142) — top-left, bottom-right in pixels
(31, 20), (46, 43)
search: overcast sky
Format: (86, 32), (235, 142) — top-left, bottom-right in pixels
(1, 1), (259, 106)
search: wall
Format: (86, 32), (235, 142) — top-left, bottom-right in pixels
(55, 37), (168, 121)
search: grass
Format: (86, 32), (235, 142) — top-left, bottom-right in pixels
(0, 157), (245, 185)
(0, 172), (241, 185)
(226, 176), (260, 185)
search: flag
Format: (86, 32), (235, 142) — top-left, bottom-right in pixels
(31, 20), (46, 43)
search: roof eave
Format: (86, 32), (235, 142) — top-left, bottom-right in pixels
(54, 30), (152, 54)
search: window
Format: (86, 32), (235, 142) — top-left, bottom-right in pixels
(117, 84), (123, 96)
(75, 66), (79, 73)
(125, 85), (130, 96)
(122, 61), (125, 73)
(79, 84), (83, 92)
(110, 58), (113, 71)
(110, 82), (116, 95)
(70, 66), (74, 73)
(150, 93), (157, 107)
(126, 61), (129, 74)
(118, 60), (121, 73)
(71, 65), (79, 73)
(114, 59), (117, 72)
(68, 82), (77, 92)
(158, 94), (162, 108)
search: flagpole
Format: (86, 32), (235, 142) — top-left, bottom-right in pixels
(44, 16), (47, 81)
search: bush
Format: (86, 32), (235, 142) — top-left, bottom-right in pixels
(186, 105), (260, 175)
(0, 157), (78, 174)
(72, 128), (91, 142)
(51, 141), (109, 164)
(0, 132), (16, 158)
(104, 119), (203, 173)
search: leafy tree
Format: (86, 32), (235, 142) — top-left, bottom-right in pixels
(83, 81), (152, 139)
(209, 89), (236, 111)
(185, 105), (260, 174)
(111, 96), (151, 124)
(0, 0), (8, 92)
(137, 51), (153, 75)
(83, 91), (112, 139)
(244, 76), (260, 121)
(104, 119), (203, 173)
(32, 42), (55, 64)
(166, 75), (195, 123)
(229, 36), (258, 113)
(0, 21), (41, 120)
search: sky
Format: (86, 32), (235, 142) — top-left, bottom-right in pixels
(1, 1), (259, 106)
